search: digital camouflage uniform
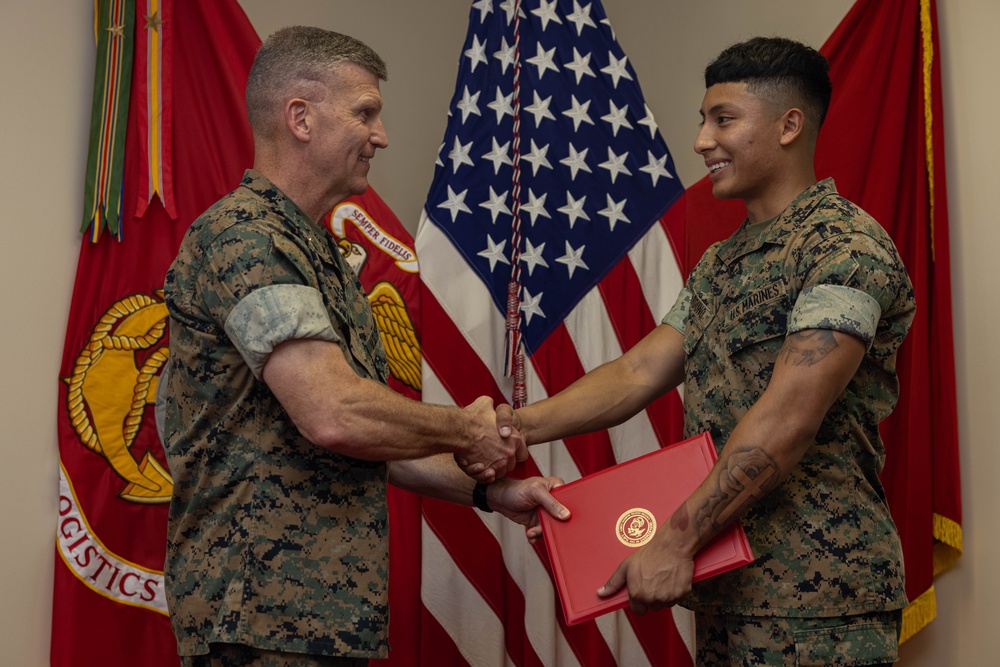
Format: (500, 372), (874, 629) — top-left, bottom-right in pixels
(662, 179), (915, 662)
(162, 170), (391, 659)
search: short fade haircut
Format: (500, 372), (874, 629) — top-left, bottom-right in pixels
(246, 26), (388, 137)
(705, 37), (832, 130)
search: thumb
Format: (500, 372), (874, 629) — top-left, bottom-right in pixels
(536, 489), (570, 521)
(495, 403), (517, 438)
(597, 559), (628, 598)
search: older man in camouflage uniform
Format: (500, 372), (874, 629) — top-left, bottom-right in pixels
(161, 27), (569, 667)
(494, 37), (914, 665)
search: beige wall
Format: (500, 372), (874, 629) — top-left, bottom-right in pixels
(2, 1), (995, 664)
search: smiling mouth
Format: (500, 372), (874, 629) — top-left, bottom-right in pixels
(708, 161), (730, 174)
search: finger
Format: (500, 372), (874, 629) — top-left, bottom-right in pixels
(495, 403), (516, 438)
(597, 561), (627, 598)
(525, 525), (543, 542)
(514, 440), (529, 463)
(491, 460), (512, 480)
(535, 490), (570, 521)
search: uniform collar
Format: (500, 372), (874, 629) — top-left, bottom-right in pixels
(717, 178), (838, 264)
(240, 169), (329, 240)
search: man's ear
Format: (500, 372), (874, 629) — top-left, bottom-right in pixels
(778, 107), (805, 146)
(285, 98), (311, 142)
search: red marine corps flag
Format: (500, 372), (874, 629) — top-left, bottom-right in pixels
(56, 4), (427, 665)
(53, 2), (258, 664)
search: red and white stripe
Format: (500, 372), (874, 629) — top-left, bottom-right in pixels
(415, 208), (695, 666)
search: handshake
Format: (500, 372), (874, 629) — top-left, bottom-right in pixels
(454, 396), (529, 483)
(448, 397), (567, 542)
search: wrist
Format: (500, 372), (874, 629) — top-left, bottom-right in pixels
(513, 407), (534, 445)
(658, 503), (700, 557)
(473, 482), (493, 513)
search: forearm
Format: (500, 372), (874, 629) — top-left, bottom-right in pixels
(519, 324), (685, 445)
(390, 457), (570, 537)
(661, 329), (866, 556)
(264, 338), (503, 462)
(388, 455), (475, 504)
(661, 413), (801, 559)
(319, 379), (485, 461)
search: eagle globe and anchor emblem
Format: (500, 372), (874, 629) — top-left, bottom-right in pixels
(65, 203), (421, 505)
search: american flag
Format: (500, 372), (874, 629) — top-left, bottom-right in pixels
(414, 0), (694, 663)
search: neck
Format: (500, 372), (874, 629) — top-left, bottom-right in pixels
(254, 151), (337, 224)
(744, 165), (817, 224)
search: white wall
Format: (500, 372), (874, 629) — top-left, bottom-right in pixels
(2, 1), (994, 665)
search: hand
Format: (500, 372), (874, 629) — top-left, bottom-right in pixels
(596, 534), (694, 615)
(457, 397), (528, 483)
(456, 401), (527, 481)
(489, 476), (569, 543)
(495, 402), (523, 440)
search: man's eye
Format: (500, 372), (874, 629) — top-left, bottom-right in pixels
(717, 116), (733, 123)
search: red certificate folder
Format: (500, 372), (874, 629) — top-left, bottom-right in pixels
(537, 432), (754, 625)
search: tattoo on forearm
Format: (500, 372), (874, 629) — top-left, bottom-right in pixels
(780, 329), (838, 366)
(669, 502), (690, 531)
(695, 447), (780, 536)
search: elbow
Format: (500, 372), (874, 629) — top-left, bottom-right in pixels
(296, 416), (375, 460)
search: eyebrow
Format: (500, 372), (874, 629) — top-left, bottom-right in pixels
(701, 103), (732, 118)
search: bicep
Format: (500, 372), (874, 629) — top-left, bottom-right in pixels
(760, 328), (865, 444)
(620, 323), (686, 396)
(262, 338), (360, 443)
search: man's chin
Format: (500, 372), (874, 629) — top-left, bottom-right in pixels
(709, 181), (740, 201)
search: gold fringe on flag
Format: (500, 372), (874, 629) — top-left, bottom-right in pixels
(901, 585), (937, 643)
(920, 0), (936, 261)
(899, 516), (963, 642)
(933, 512), (963, 575)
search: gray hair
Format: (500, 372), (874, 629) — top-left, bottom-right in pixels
(246, 26), (388, 137)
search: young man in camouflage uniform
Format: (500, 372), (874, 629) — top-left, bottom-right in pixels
(492, 37), (915, 665)
(161, 27), (569, 667)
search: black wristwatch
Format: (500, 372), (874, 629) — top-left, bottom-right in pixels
(473, 482), (493, 513)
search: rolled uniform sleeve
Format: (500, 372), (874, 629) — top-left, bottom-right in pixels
(790, 284), (880, 348)
(195, 223), (340, 378)
(661, 287), (691, 335)
(791, 233), (905, 348)
(225, 284), (339, 379)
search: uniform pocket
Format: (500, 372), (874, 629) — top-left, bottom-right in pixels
(794, 620), (899, 666)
